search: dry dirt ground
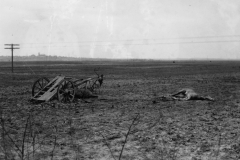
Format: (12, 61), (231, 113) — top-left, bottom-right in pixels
(0, 60), (240, 160)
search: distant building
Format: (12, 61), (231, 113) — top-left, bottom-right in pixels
(38, 53), (46, 57)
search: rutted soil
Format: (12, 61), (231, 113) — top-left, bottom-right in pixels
(0, 60), (240, 160)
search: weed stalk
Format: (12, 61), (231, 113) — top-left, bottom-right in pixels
(118, 113), (140, 160)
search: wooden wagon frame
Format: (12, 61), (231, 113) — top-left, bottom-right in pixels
(31, 71), (103, 103)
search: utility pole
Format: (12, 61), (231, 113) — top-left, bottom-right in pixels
(4, 44), (20, 73)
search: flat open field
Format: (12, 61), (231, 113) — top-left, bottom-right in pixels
(1, 60), (240, 160)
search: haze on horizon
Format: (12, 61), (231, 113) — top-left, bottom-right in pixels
(0, 0), (240, 60)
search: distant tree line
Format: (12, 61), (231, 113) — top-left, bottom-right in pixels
(0, 55), (93, 61)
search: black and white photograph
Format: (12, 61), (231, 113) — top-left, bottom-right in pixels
(0, 0), (240, 159)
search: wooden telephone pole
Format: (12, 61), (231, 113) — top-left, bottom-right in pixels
(4, 44), (20, 73)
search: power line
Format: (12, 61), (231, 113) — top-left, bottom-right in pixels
(16, 34), (240, 45)
(18, 39), (240, 48)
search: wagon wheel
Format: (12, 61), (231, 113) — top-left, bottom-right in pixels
(32, 77), (50, 96)
(57, 80), (75, 103)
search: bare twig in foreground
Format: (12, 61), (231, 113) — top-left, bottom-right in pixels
(98, 131), (117, 160)
(119, 113), (140, 160)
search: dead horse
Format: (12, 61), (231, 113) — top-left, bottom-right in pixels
(171, 88), (214, 101)
(75, 89), (98, 99)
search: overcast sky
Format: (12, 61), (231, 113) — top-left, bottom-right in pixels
(0, 0), (240, 59)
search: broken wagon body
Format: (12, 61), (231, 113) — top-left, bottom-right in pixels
(31, 74), (103, 103)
